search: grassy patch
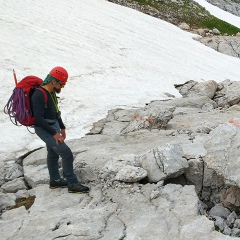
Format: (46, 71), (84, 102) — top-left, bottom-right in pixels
(201, 17), (240, 35)
(8, 196), (36, 210)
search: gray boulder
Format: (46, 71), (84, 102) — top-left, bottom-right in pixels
(175, 80), (218, 99)
(209, 204), (231, 219)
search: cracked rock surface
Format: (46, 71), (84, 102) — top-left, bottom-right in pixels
(195, 36), (240, 59)
(2, 79), (240, 239)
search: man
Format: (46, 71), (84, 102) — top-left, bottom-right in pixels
(32, 66), (89, 194)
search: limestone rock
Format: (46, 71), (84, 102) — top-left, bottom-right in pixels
(204, 124), (240, 191)
(232, 228), (240, 237)
(178, 22), (190, 30)
(115, 165), (147, 182)
(175, 80), (218, 99)
(196, 36), (240, 59)
(0, 192), (16, 211)
(209, 204), (231, 219)
(1, 178), (27, 193)
(212, 28), (221, 35)
(24, 164), (49, 188)
(4, 79), (240, 239)
(226, 211), (238, 227)
(101, 154), (145, 182)
(0, 183), (217, 240)
(1, 206), (28, 220)
(234, 219), (240, 228)
(213, 80), (240, 107)
(180, 216), (215, 240)
(222, 186), (240, 211)
(196, 28), (209, 36)
(184, 158), (204, 194)
(215, 216), (225, 231)
(175, 78), (240, 108)
(0, 161), (23, 186)
(120, 105), (175, 134)
(139, 143), (188, 182)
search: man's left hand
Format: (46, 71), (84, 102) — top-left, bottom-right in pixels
(61, 129), (66, 140)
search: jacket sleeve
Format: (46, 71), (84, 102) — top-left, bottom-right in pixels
(58, 117), (66, 130)
(32, 90), (57, 135)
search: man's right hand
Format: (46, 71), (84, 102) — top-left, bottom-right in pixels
(53, 132), (64, 145)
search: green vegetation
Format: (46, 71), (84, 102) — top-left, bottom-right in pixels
(201, 17), (240, 35)
(215, 225), (220, 232)
(128, 0), (240, 35)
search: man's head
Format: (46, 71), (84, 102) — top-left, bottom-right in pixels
(43, 66), (68, 93)
(49, 66), (68, 82)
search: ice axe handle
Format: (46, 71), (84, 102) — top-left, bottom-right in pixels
(13, 69), (17, 86)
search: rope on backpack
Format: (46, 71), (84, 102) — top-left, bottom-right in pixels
(4, 88), (31, 126)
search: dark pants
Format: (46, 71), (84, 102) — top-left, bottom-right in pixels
(34, 122), (78, 187)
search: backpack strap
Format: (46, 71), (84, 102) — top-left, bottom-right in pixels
(36, 87), (48, 104)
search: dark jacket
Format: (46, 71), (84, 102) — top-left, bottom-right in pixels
(32, 87), (65, 135)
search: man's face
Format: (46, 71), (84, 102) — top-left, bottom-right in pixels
(54, 80), (66, 93)
(54, 86), (61, 94)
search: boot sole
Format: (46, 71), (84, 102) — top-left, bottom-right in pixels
(49, 186), (68, 189)
(68, 190), (89, 194)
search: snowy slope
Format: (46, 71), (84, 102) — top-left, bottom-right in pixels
(0, 0), (240, 161)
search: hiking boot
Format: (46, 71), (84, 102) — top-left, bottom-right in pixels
(68, 182), (89, 193)
(49, 178), (68, 189)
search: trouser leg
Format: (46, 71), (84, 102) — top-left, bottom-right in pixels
(35, 125), (78, 187)
(46, 144), (61, 181)
(53, 143), (78, 187)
